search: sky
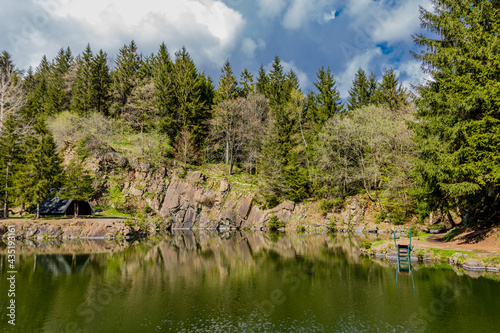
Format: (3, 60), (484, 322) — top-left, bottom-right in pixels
(0, 0), (433, 98)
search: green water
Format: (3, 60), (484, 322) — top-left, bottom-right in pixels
(1, 231), (499, 333)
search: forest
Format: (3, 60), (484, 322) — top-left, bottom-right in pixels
(0, 0), (498, 227)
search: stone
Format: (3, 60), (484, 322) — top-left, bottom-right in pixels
(462, 258), (486, 271)
(130, 187), (143, 197)
(237, 196), (253, 218)
(183, 207), (197, 229)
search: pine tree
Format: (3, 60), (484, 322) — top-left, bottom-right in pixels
(256, 64), (268, 95)
(0, 114), (27, 217)
(310, 66), (343, 127)
(90, 49), (111, 115)
(70, 44), (93, 116)
(17, 117), (62, 218)
(45, 48), (73, 114)
(215, 59), (238, 104)
(153, 43), (177, 139)
(239, 68), (254, 98)
(412, 0), (500, 225)
(111, 40), (141, 117)
(347, 68), (377, 111)
(171, 47), (207, 151)
(375, 68), (407, 111)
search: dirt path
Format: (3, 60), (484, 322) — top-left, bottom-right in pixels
(409, 227), (500, 254)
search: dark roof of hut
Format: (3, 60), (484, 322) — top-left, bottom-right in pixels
(39, 197), (73, 215)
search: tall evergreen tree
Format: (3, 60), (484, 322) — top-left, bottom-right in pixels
(375, 68), (407, 111)
(153, 43), (176, 138)
(239, 68), (254, 98)
(112, 40), (141, 117)
(347, 68), (377, 111)
(90, 49), (111, 115)
(215, 59), (238, 104)
(17, 117), (62, 218)
(256, 64), (268, 95)
(70, 44), (93, 116)
(171, 47), (208, 155)
(310, 66), (343, 127)
(412, 0), (500, 225)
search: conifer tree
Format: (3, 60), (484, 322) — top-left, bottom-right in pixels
(239, 69), (254, 97)
(215, 59), (238, 104)
(375, 68), (407, 111)
(70, 44), (93, 116)
(153, 43), (176, 137)
(90, 49), (111, 115)
(347, 68), (377, 111)
(17, 118), (62, 218)
(310, 66), (343, 127)
(412, 0), (500, 225)
(256, 64), (268, 95)
(112, 40), (141, 117)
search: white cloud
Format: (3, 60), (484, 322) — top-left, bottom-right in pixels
(346, 0), (432, 44)
(257, 0), (287, 19)
(279, 60), (310, 89)
(337, 47), (382, 98)
(321, 10), (337, 23)
(282, 0), (337, 30)
(393, 60), (431, 94)
(53, 0), (245, 67)
(241, 38), (266, 58)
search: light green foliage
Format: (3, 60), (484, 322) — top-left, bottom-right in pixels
(314, 105), (415, 215)
(412, 0), (500, 226)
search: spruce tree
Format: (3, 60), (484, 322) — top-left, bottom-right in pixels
(310, 66), (343, 127)
(239, 69), (254, 98)
(347, 68), (377, 111)
(90, 49), (111, 115)
(256, 64), (268, 95)
(153, 43), (176, 138)
(375, 68), (407, 111)
(70, 44), (93, 116)
(412, 0), (500, 225)
(112, 40), (141, 117)
(215, 59), (238, 104)
(17, 117), (62, 218)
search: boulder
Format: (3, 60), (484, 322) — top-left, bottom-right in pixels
(462, 258), (486, 271)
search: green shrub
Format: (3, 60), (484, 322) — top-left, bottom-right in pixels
(320, 197), (345, 215)
(267, 215), (285, 230)
(374, 210), (388, 223)
(178, 168), (188, 179)
(360, 239), (372, 250)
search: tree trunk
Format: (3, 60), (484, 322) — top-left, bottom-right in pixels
(36, 203), (40, 219)
(225, 137), (229, 165)
(3, 162), (9, 218)
(74, 200), (78, 218)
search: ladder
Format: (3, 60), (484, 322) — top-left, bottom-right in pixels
(393, 228), (412, 272)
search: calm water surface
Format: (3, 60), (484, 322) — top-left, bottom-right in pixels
(1, 231), (499, 333)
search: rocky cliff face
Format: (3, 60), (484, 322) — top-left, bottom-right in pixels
(122, 167), (301, 230)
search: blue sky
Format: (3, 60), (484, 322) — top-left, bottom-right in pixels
(0, 0), (432, 97)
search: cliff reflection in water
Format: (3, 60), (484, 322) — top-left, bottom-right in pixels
(3, 231), (499, 333)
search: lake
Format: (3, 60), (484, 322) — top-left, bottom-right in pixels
(1, 231), (499, 332)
